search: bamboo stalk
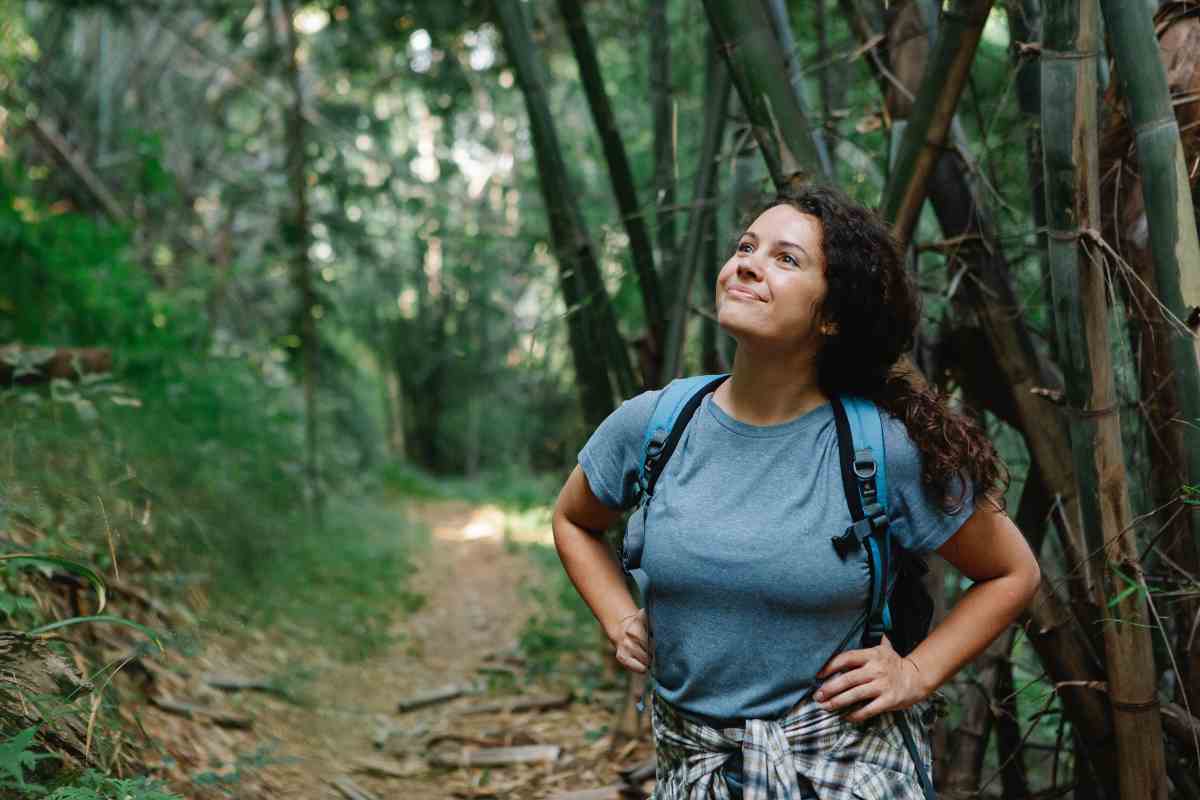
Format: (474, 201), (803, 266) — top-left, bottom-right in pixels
(1100, 0), (1200, 589)
(880, 0), (994, 249)
(280, 0), (321, 513)
(650, 0), (678, 299)
(558, 0), (666, 382)
(763, 0), (833, 177)
(702, 0), (828, 190)
(661, 42), (732, 381)
(1041, 3), (1168, 798)
(493, 0), (630, 422)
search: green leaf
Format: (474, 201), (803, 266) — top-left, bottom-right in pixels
(1, 554), (107, 614)
(1106, 583), (1140, 609)
(28, 615), (162, 650)
(1106, 565), (1144, 608)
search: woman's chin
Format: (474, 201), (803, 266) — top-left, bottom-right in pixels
(717, 306), (767, 339)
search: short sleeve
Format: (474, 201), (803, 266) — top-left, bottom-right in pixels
(882, 414), (975, 554)
(577, 389), (661, 511)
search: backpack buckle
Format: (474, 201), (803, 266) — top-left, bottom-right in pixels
(831, 528), (860, 559)
(863, 502), (888, 532)
(832, 504), (889, 560)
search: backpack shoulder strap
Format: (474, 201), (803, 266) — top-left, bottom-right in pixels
(829, 396), (894, 647)
(637, 374), (729, 500)
(828, 399), (939, 800)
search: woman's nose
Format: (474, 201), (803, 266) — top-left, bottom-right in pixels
(736, 256), (762, 280)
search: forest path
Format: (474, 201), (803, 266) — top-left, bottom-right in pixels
(194, 498), (645, 799)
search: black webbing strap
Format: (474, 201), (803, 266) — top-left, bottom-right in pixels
(643, 375), (729, 498)
(830, 396), (864, 519)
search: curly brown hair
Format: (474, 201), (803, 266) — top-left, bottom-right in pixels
(749, 184), (1007, 512)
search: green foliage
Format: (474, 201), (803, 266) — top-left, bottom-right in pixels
(1, 725), (180, 799)
(0, 725), (180, 799)
(0, 555), (109, 614)
(378, 461), (561, 510)
(0, 727), (53, 793)
(516, 541), (606, 684)
(0, 165), (153, 350)
(41, 772), (179, 800)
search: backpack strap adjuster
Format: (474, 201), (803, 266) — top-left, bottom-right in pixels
(832, 500), (889, 560)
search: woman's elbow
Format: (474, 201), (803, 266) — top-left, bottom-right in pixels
(1018, 554), (1041, 609)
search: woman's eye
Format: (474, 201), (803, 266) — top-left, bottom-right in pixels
(779, 253), (798, 266)
(737, 241), (753, 254)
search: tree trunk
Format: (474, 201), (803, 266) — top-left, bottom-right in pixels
(702, 50), (730, 375)
(661, 39), (731, 380)
(280, 0), (320, 512)
(0, 632), (97, 775)
(814, 0), (832, 124)
(494, 0), (627, 426)
(939, 632), (1007, 798)
(702, 0), (827, 190)
(650, 0), (677, 305)
(879, 0), (994, 249)
(1042, 3), (1168, 797)
(558, 0), (665, 385)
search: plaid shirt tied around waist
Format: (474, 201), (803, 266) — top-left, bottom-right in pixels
(650, 690), (935, 800)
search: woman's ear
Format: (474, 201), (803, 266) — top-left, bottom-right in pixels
(819, 320), (839, 336)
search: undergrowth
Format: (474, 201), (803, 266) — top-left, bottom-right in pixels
(378, 460), (561, 511)
(0, 361), (425, 659)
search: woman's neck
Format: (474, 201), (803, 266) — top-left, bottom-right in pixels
(715, 345), (828, 427)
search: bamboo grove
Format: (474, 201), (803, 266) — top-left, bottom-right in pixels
(2, 0), (1200, 797)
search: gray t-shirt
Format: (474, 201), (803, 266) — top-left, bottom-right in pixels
(578, 389), (974, 722)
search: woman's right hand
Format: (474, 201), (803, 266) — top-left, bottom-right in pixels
(610, 608), (652, 673)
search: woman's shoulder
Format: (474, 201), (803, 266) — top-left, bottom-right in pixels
(584, 388), (664, 450)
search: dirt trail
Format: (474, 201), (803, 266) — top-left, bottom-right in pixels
(173, 499), (648, 799)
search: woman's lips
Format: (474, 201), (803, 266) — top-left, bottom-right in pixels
(725, 285), (762, 301)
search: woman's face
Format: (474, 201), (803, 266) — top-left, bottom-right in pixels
(715, 204), (829, 350)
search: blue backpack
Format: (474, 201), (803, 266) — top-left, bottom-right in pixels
(629, 374), (936, 799)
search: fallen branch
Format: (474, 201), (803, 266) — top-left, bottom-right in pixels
(202, 673), (288, 697)
(549, 785), (645, 800)
(428, 744), (561, 768)
(351, 755), (421, 779)
(453, 691), (571, 717)
(148, 696), (253, 729)
(330, 776), (380, 800)
(397, 682), (468, 713)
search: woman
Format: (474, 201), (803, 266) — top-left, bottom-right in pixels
(552, 185), (1041, 799)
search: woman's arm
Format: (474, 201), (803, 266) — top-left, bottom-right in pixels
(553, 465), (651, 672)
(814, 505), (1041, 722)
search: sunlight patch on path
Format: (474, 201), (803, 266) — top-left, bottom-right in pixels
(427, 502), (554, 545)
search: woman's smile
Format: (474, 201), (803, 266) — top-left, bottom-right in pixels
(725, 285), (763, 302)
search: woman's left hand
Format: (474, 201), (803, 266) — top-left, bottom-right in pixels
(813, 635), (928, 723)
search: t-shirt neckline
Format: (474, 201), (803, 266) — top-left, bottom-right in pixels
(704, 394), (832, 438)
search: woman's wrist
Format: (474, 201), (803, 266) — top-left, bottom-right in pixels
(904, 654), (934, 699)
(604, 607), (640, 644)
